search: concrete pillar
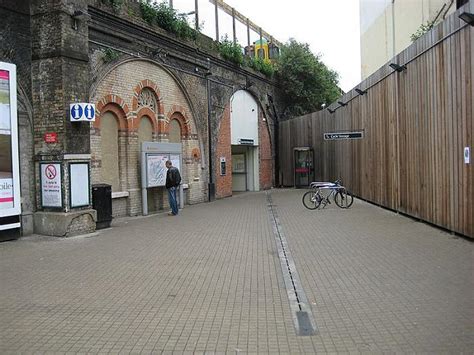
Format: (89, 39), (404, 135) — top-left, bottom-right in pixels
(30, 0), (96, 237)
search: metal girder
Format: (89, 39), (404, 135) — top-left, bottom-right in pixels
(209, 0), (282, 47)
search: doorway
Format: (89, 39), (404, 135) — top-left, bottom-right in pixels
(294, 148), (314, 188)
(232, 145), (259, 192)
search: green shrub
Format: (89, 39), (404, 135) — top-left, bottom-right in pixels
(246, 57), (275, 77)
(139, 1), (156, 25)
(139, 1), (197, 41)
(218, 36), (244, 65)
(102, 0), (123, 13)
(155, 2), (178, 32)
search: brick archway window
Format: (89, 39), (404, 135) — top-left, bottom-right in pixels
(100, 111), (120, 191)
(169, 119), (182, 143)
(138, 116), (153, 144)
(138, 88), (158, 114)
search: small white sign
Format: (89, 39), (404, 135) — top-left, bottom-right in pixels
(464, 147), (470, 164)
(70, 103), (95, 122)
(41, 163), (62, 208)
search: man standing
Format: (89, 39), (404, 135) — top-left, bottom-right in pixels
(165, 160), (181, 216)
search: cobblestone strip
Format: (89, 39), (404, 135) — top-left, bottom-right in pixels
(266, 191), (317, 336)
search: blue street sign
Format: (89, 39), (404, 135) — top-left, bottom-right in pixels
(69, 103), (96, 122)
(71, 104), (83, 120)
(84, 104), (95, 120)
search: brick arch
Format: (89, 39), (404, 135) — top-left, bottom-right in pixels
(131, 79), (164, 115)
(94, 96), (129, 131)
(164, 106), (191, 138)
(132, 107), (159, 133)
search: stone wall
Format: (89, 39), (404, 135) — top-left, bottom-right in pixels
(88, 2), (279, 210)
(0, 0), (281, 235)
(91, 60), (205, 215)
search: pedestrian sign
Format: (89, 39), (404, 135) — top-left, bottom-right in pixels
(69, 103), (95, 122)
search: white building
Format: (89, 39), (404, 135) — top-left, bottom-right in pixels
(359, 0), (465, 80)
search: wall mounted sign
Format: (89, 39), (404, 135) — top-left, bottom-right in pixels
(40, 163), (62, 208)
(465, 147), (470, 164)
(323, 131), (364, 140)
(69, 163), (90, 208)
(140, 142), (182, 216)
(239, 138), (255, 145)
(44, 132), (58, 144)
(220, 157), (226, 176)
(69, 103), (95, 122)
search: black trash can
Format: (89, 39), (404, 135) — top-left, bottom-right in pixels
(92, 184), (112, 229)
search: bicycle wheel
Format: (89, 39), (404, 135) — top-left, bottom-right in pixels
(302, 190), (321, 210)
(334, 190), (354, 208)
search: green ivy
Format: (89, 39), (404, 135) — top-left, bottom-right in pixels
(218, 36), (244, 66)
(410, 20), (435, 42)
(102, 48), (120, 63)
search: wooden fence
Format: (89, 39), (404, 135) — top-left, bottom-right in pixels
(279, 3), (473, 238)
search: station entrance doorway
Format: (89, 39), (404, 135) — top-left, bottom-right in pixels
(231, 145), (259, 192)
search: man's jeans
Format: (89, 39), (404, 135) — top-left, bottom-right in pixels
(168, 186), (178, 215)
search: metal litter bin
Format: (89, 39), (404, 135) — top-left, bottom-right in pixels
(92, 184), (112, 229)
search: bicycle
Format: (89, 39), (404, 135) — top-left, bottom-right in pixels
(302, 180), (354, 210)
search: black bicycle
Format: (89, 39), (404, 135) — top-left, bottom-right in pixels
(302, 180), (354, 210)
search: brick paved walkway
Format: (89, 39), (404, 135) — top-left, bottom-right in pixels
(0, 189), (472, 353)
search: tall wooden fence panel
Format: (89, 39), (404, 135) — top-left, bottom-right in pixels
(278, 3), (473, 238)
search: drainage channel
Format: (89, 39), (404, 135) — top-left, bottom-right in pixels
(266, 191), (317, 336)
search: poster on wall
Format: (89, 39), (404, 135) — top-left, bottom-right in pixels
(232, 154), (246, 173)
(41, 163), (62, 208)
(146, 154), (169, 187)
(0, 62), (20, 218)
(70, 163), (89, 207)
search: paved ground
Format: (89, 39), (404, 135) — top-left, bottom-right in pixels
(0, 188), (472, 354)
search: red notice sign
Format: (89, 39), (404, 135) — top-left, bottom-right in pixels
(44, 132), (58, 144)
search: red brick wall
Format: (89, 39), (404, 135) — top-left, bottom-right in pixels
(215, 105), (232, 198)
(259, 111), (273, 190)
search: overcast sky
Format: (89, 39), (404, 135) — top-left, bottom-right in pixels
(173, 0), (361, 92)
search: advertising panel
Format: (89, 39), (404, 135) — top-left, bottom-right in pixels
(0, 62), (20, 218)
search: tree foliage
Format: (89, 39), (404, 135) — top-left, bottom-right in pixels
(276, 39), (340, 118)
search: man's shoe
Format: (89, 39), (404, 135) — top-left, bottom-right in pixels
(167, 212), (175, 216)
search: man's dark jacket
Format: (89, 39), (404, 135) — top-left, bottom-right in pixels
(166, 167), (181, 189)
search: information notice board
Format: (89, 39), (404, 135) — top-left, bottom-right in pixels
(146, 153), (182, 188)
